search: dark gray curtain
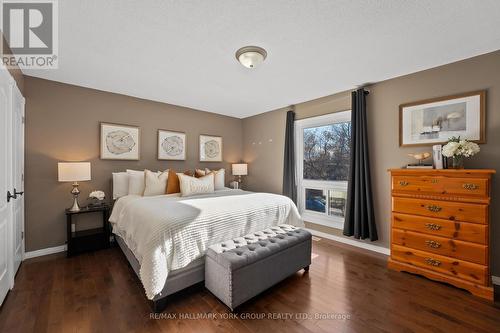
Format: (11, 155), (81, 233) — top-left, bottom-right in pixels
(343, 88), (378, 241)
(282, 109), (297, 203)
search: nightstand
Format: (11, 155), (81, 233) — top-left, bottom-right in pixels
(65, 205), (111, 257)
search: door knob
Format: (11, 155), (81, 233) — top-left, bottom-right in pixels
(7, 190), (16, 202)
(6, 189), (23, 202)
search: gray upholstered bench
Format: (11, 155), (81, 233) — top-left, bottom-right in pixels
(205, 225), (312, 310)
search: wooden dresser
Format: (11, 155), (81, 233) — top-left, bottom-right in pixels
(388, 169), (495, 300)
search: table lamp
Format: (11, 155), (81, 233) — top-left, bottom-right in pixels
(58, 162), (91, 212)
(232, 163), (248, 185)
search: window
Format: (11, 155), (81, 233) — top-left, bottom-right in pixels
(295, 111), (351, 229)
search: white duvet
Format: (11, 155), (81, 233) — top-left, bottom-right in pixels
(109, 189), (303, 299)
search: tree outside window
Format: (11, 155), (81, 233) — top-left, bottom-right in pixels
(303, 122), (351, 181)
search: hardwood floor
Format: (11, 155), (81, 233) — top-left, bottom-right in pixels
(1, 238), (500, 333)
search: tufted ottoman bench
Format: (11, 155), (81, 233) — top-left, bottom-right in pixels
(205, 225), (311, 310)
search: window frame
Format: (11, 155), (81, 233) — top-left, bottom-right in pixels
(295, 110), (351, 229)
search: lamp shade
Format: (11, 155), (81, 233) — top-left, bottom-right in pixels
(232, 163), (248, 176)
(58, 162), (91, 182)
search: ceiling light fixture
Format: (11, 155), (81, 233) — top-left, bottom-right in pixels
(235, 46), (267, 69)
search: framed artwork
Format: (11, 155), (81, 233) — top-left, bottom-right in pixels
(199, 134), (223, 162)
(158, 129), (186, 160)
(399, 90), (486, 147)
(100, 122), (140, 160)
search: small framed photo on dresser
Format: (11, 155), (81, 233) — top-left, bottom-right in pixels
(199, 134), (222, 162)
(100, 122), (140, 160)
(158, 129), (186, 160)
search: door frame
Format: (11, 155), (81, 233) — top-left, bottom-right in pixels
(11, 82), (25, 280)
(0, 64), (15, 303)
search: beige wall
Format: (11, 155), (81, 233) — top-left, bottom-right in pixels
(24, 77), (242, 251)
(242, 50), (500, 275)
(242, 107), (286, 194)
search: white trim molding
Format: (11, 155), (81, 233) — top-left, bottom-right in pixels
(492, 276), (500, 286)
(307, 228), (390, 256)
(24, 245), (67, 260)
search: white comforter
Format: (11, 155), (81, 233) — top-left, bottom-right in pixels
(109, 189), (303, 299)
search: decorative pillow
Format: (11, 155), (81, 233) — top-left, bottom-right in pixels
(143, 169), (169, 196)
(205, 168), (225, 190)
(112, 172), (129, 199)
(178, 173), (214, 197)
(195, 168), (207, 178)
(166, 170), (195, 194)
(127, 169), (146, 195)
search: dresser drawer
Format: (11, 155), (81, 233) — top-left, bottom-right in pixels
(392, 229), (487, 265)
(392, 176), (488, 197)
(391, 245), (488, 285)
(392, 213), (487, 244)
(392, 197), (487, 224)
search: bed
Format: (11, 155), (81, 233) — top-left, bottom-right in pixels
(109, 188), (303, 311)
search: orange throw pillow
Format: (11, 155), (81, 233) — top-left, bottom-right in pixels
(166, 170), (193, 194)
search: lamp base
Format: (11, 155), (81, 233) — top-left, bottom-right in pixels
(236, 175), (243, 190)
(69, 197), (81, 212)
(68, 182), (81, 212)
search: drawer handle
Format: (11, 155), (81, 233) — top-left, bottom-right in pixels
(399, 180), (409, 187)
(425, 223), (442, 231)
(424, 258), (441, 267)
(425, 240), (441, 249)
(427, 205), (442, 213)
(430, 179), (439, 184)
(463, 183), (479, 190)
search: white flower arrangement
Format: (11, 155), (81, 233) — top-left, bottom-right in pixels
(442, 137), (480, 158)
(89, 190), (105, 201)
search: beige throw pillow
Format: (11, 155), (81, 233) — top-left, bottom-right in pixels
(178, 173), (214, 197)
(205, 168), (225, 190)
(143, 169), (169, 196)
(127, 169), (146, 195)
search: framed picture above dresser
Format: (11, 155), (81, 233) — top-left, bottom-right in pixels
(388, 169), (495, 300)
(399, 90), (486, 147)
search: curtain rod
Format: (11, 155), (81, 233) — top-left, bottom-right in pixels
(289, 87), (369, 113)
(356, 85), (371, 95)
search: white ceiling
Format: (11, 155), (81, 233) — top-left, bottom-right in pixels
(24, 0), (500, 118)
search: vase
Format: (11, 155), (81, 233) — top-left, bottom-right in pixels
(451, 156), (464, 169)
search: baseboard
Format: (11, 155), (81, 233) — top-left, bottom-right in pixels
(492, 276), (500, 286)
(306, 228), (390, 256)
(24, 244), (67, 259)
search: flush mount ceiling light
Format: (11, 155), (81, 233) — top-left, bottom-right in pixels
(235, 46), (267, 69)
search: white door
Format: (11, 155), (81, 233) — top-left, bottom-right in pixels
(11, 85), (25, 275)
(0, 67), (13, 305)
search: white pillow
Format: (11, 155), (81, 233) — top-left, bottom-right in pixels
(112, 172), (129, 199)
(178, 173), (214, 197)
(127, 169), (146, 195)
(143, 169), (169, 196)
(205, 168), (225, 190)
